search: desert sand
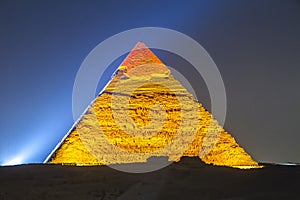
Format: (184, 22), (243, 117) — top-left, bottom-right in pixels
(0, 157), (298, 200)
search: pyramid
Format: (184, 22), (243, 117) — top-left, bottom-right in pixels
(45, 42), (260, 169)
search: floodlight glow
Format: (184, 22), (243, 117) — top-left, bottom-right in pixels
(3, 156), (24, 166)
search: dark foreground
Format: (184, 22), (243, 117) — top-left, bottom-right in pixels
(0, 158), (299, 200)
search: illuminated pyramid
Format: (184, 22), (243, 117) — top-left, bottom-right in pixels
(45, 42), (260, 169)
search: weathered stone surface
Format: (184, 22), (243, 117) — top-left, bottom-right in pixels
(47, 42), (259, 168)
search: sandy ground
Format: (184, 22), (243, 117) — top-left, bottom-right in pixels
(0, 157), (299, 200)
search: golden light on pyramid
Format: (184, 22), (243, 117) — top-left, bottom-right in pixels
(46, 42), (261, 169)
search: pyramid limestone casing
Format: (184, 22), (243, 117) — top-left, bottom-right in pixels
(47, 42), (259, 168)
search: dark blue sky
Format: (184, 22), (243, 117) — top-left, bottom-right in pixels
(0, 0), (299, 165)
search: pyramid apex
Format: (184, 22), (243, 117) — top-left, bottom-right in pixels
(119, 42), (164, 71)
(132, 41), (149, 50)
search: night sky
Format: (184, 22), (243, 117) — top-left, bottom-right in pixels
(0, 0), (299, 165)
